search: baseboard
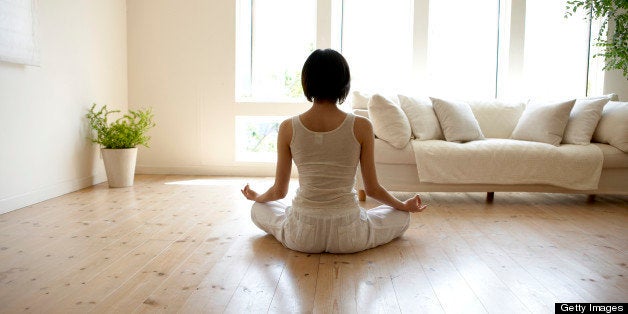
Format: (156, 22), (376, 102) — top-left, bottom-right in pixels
(135, 164), (284, 177)
(0, 173), (107, 215)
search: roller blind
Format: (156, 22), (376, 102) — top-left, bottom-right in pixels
(0, 0), (39, 66)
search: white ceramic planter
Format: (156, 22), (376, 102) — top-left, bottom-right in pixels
(101, 148), (138, 188)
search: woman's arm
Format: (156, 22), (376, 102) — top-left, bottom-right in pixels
(241, 119), (293, 202)
(354, 116), (426, 212)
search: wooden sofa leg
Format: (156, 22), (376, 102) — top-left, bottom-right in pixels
(486, 192), (494, 203)
(358, 189), (366, 202)
(587, 194), (596, 203)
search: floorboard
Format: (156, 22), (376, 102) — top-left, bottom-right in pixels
(0, 175), (626, 313)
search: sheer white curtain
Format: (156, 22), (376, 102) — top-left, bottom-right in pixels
(0, 0), (39, 65)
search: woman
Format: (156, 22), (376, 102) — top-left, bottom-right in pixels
(241, 49), (426, 253)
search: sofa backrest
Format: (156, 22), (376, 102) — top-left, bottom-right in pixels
(353, 92), (528, 140)
(352, 91), (625, 147)
(468, 100), (526, 139)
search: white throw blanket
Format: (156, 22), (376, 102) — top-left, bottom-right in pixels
(412, 139), (604, 190)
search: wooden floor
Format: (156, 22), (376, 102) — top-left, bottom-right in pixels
(0, 175), (626, 313)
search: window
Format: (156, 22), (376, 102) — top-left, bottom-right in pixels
(238, 0), (599, 102)
(236, 0), (316, 102)
(235, 116), (285, 162)
(426, 0), (499, 99)
(341, 0), (414, 94)
(519, 0), (591, 99)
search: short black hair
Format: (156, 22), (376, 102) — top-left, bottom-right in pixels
(301, 49), (351, 104)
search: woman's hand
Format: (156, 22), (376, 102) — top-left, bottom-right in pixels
(402, 195), (428, 212)
(241, 184), (260, 202)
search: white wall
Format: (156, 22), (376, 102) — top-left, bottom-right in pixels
(604, 70), (628, 100)
(0, 0), (128, 214)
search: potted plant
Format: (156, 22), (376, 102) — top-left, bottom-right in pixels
(566, 0), (628, 78)
(86, 104), (155, 187)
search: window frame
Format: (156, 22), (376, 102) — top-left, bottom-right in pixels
(237, 0), (600, 103)
(235, 0), (321, 103)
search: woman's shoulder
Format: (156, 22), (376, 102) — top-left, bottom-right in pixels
(280, 117), (294, 132)
(352, 115), (373, 141)
(353, 115), (372, 131)
(277, 117), (294, 144)
(282, 116), (294, 125)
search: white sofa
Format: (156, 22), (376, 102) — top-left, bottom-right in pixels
(350, 92), (628, 201)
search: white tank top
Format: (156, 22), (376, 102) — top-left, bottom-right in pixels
(290, 113), (361, 212)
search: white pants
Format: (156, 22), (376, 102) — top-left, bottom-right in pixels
(251, 201), (410, 253)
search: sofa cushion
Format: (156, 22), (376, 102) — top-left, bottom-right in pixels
(353, 109), (369, 119)
(431, 97), (484, 142)
(562, 97), (609, 145)
(412, 138), (603, 190)
(374, 138), (416, 164)
(350, 91), (371, 110)
(594, 143), (628, 169)
(511, 99), (575, 146)
(367, 94), (412, 149)
(606, 93), (619, 101)
(468, 100), (526, 138)
(592, 101), (628, 152)
(398, 95), (444, 140)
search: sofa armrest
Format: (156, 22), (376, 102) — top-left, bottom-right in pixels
(592, 101), (627, 152)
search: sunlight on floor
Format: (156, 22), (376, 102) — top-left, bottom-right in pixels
(164, 178), (248, 186)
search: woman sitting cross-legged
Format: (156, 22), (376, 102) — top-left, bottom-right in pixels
(241, 49), (427, 254)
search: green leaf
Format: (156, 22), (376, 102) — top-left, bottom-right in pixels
(86, 104), (156, 149)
